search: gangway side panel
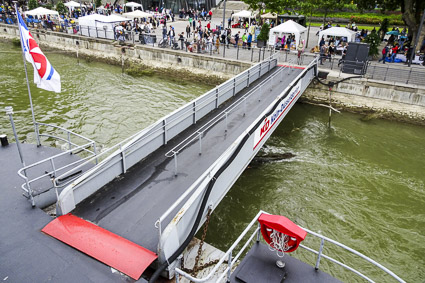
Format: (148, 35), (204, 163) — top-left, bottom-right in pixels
(159, 61), (317, 265)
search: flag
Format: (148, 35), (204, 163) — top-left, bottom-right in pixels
(17, 10), (61, 93)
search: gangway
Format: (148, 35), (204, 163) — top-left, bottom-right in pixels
(50, 54), (318, 279)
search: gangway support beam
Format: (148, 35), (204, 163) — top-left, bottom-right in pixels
(42, 213), (157, 280)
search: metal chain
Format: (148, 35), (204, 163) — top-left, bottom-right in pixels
(192, 207), (212, 275)
(179, 208), (230, 276)
(181, 257), (228, 274)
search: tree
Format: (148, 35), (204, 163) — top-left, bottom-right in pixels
(56, 1), (68, 15)
(257, 23), (270, 42)
(28, 0), (38, 10)
(355, 0), (425, 51)
(95, 0), (102, 9)
(363, 31), (381, 57)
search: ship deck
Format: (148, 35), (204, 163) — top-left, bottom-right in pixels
(1, 66), (305, 282)
(230, 242), (341, 283)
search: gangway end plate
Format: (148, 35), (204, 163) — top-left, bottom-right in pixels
(42, 213), (157, 280)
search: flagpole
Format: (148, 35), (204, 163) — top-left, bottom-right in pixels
(15, 3), (41, 146)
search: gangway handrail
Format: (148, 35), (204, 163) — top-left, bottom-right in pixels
(52, 71), (258, 187)
(156, 58), (297, 234)
(55, 53), (282, 214)
(17, 122), (97, 206)
(164, 58), (296, 159)
(174, 211), (406, 283)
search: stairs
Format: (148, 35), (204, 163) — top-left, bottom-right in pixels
(212, 1), (252, 19)
(42, 213), (158, 280)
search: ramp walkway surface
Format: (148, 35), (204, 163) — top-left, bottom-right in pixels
(72, 66), (303, 254)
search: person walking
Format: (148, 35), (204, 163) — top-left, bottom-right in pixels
(297, 41), (304, 65)
(242, 32), (247, 48)
(186, 24), (191, 38)
(247, 33), (252, 50)
(234, 31), (240, 48)
(391, 44), (398, 62)
(378, 44), (388, 64)
(320, 43), (327, 65)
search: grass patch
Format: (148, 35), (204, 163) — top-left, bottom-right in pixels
(307, 22), (379, 31)
(310, 11), (403, 25)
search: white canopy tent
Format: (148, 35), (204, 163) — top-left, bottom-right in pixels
(232, 10), (255, 25)
(64, 1), (86, 8)
(124, 2), (143, 12)
(64, 1), (86, 13)
(122, 10), (152, 19)
(268, 20), (307, 47)
(260, 12), (277, 19)
(318, 27), (356, 45)
(79, 14), (130, 39)
(25, 7), (59, 17)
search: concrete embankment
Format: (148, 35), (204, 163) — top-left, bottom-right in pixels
(302, 70), (425, 125)
(0, 24), (251, 85)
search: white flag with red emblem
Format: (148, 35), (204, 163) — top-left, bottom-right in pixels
(17, 10), (61, 93)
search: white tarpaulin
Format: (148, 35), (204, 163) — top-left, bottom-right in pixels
(232, 10), (254, 19)
(268, 20), (307, 46)
(124, 1), (143, 11)
(79, 14), (130, 39)
(123, 10), (152, 19)
(64, 1), (86, 8)
(232, 10), (254, 25)
(318, 27), (356, 45)
(25, 7), (59, 16)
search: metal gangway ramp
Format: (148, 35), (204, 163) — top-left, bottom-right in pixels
(53, 54), (318, 279)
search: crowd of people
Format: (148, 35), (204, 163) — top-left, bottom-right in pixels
(2, 1), (424, 66)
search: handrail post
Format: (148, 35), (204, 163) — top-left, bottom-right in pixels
(315, 238), (325, 270)
(227, 251), (232, 282)
(93, 142), (98, 164)
(35, 122), (41, 146)
(256, 222), (261, 242)
(163, 119), (168, 144)
(50, 158), (57, 178)
(243, 97), (247, 116)
(216, 88), (219, 108)
(198, 133), (202, 155)
(173, 152), (178, 176)
(193, 101), (197, 124)
(120, 145), (126, 173)
(67, 131), (71, 151)
(225, 112), (228, 132)
(52, 177), (59, 201)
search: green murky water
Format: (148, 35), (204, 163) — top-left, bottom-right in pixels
(0, 41), (211, 146)
(1, 41), (424, 282)
(205, 104), (425, 282)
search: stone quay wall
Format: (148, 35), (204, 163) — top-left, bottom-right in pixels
(0, 24), (251, 80)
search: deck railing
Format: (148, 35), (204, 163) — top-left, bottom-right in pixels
(174, 211), (406, 283)
(17, 122), (96, 207)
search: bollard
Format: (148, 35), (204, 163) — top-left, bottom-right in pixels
(0, 134), (8, 146)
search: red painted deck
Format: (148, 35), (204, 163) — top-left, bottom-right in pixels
(42, 213), (157, 280)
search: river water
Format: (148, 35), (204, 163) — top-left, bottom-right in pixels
(1, 41), (424, 282)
